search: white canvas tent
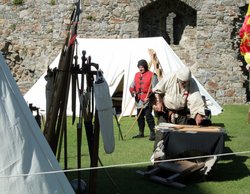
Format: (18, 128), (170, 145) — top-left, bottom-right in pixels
(0, 53), (74, 193)
(24, 37), (222, 117)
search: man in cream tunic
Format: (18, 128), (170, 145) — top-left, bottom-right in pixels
(153, 67), (205, 125)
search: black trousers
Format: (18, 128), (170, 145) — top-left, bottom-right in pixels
(137, 105), (155, 135)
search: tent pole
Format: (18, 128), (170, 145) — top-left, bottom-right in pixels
(118, 96), (133, 122)
(113, 107), (124, 140)
(63, 115), (68, 170)
(88, 110), (100, 194)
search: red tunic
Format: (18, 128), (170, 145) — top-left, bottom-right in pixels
(130, 71), (153, 102)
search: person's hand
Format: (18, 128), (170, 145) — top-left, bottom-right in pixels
(153, 102), (164, 112)
(195, 113), (204, 125)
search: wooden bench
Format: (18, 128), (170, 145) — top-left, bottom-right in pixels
(137, 160), (205, 189)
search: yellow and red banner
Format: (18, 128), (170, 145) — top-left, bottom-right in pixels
(240, 1), (250, 64)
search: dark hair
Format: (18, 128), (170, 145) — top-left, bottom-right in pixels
(137, 59), (148, 71)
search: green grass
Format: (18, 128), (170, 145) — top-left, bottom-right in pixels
(58, 105), (250, 194)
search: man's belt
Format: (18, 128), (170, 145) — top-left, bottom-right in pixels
(168, 108), (187, 122)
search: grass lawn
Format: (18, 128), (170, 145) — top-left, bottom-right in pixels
(60, 104), (250, 194)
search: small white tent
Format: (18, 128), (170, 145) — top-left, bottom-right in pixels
(24, 37), (222, 117)
(0, 53), (74, 193)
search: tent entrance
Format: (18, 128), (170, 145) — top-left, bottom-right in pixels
(112, 75), (124, 115)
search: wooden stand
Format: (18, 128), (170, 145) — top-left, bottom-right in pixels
(137, 160), (205, 189)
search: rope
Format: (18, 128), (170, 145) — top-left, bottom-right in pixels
(0, 150), (249, 179)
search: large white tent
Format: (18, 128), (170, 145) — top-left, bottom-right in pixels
(24, 37), (222, 117)
(0, 53), (74, 193)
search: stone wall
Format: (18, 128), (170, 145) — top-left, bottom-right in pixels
(195, 0), (247, 104)
(0, 0), (248, 105)
(0, 0), (73, 92)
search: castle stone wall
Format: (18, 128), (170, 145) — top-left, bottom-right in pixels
(0, 0), (248, 105)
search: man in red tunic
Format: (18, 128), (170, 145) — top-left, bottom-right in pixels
(130, 59), (157, 141)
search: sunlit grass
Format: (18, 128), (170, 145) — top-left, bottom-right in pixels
(58, 104), (250, 194)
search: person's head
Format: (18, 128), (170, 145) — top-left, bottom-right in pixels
(177, 66), (191, 89)
(137, 59), (148, 73)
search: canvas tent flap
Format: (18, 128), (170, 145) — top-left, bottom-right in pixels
(0, 53), (74, 194)
(24, 37), (222, 116)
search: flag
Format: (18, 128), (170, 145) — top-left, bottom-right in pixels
(240, 1), (250, 64)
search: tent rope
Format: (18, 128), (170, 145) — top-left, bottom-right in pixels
(0, 150), (249, 178)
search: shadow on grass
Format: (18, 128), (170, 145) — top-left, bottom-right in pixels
(63, 123), (249, 194)
(64, 149), (250, 194)
(65, 167), (211, 194)
(66, 163), (236, 194)
(206, 146), (250, 182)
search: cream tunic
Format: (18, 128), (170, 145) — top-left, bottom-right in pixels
(153, 72), (205, 118)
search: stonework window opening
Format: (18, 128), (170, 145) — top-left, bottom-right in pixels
(139, 0), (197, 45)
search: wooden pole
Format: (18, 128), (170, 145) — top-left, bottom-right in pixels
(124, 77), (153, 139)
(148, 49), (163, 80)
(123, 106), (144, 138)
